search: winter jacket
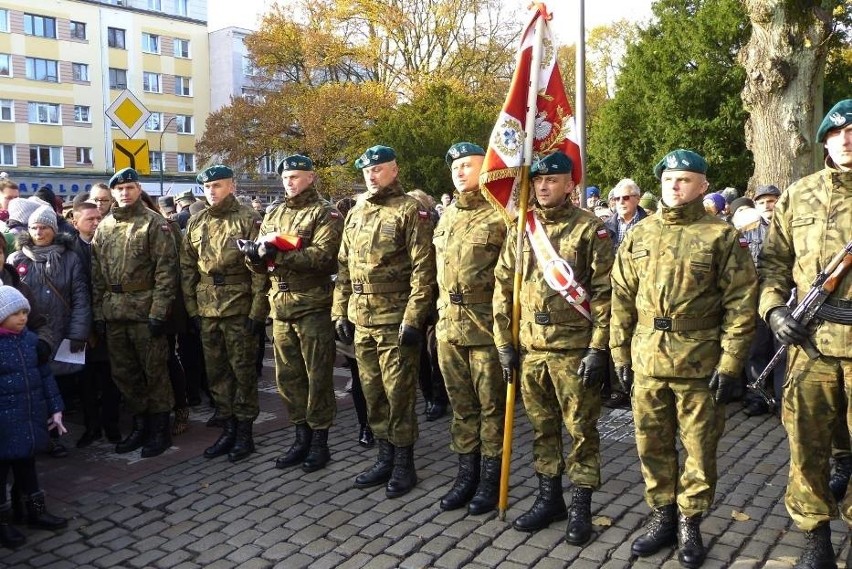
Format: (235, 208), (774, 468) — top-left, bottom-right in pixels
(0, 264), (55, 351)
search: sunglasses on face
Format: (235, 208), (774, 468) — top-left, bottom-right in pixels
(613, 195), (636, 202)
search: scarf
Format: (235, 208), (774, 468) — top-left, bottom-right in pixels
(20, 243), (66, 285)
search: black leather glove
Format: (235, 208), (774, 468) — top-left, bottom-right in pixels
(36, 339), (52, 365)
(497, 344), (519, 383)
(708, 369), (736, 404)
(244, 317), (265, 335)
(766, 306), (809, 347)
(190, 315), (202, 335)
(69, 339), (87, 353)
(148, 318), (167, 338)
(577, 348), (608, 389)
(616, 364), (634, 393)
(94, 320), (107, 338)
(398, 324), (422, 347)
(335, 318), (355, 345)
(236, 239), (263, 264)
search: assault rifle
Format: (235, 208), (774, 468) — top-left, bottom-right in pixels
(748, 239), (852, 411)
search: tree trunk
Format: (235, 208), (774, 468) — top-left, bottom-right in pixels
(739, 0), (836, 193)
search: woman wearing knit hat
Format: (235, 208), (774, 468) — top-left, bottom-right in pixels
(702, 192), (726, 217)
(0, 285), (68, 548)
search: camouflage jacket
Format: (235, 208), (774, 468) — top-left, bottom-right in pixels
(610, 197), (758, 378)
(493, 200), (613, 352)
(434, 189), (507, 346)
(182, 193), (269, 321)
(92, 198), (179, 322)
(333, 182), (436, 328)
(247, 187), (342, 321)
(758, 163), (852, 358)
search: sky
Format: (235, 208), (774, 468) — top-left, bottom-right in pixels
(206, 0), (656, 44)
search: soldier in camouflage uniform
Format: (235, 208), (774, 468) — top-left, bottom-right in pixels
(610, 149), (757, 568)
(493, 151), (613, 543)
(333, 145), (436, 498)
(434, 142), (507, 515)
(244, 155), (342, 473)
(91, 167), (179, 458)
(758, 99), (852, 569)
(181, 165), (269, 463)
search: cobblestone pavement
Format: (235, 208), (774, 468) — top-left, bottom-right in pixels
(2, 351), (851, 569)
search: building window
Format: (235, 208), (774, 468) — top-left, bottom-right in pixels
(176, 115), (193, 134)
(25, 58), (59, 82)
(108, 68), (127, 89)
(150, 150), (162, 172)
(0, 100), (12, 121)
(70, 21), (86, 40)
(28, 102), (61, 125)
(0, 10), (9, 33)
(173, 38), (190, 58)
(177, 153), (194, 172)
(74, 105), (90, 123)
(146, 112), (163, 131)
(24, 14), (57, 38)
(0, 54), (9, 77)
(143, 72), (161, 93)
(148, 0), (162, 10)
(30, 146), (62, 167)
(76, 147), (92, 164)
(176, 0), (189, 17)
(108, 27), (125, 49)
(243, 56), (256, 77)
(0, 144), (14, 166)
(72, 63), (89, 82)
(174, 76), (192, 97)
(142, 33), (159, 54)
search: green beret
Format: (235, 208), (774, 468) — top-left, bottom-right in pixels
(109, 167), (139, 189)
(354, 145), (396, 169)
(277, 154), (314, 175)
(176, 190), (196, 204)
(530, 151), (573, 178)
(445, 142), (486, 167)
(653, 149), (707, 180)
(817, 99), (852, 143)
(196, 164), (234, 185)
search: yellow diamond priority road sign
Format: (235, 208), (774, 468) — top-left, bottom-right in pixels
(106, 90), (151, 138)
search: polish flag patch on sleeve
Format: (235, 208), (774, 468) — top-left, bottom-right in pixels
(418, 210), (429, 220)
(596, 228), (609, 240)
(738, 237), (749, 248)
(329, 210), (341, 219)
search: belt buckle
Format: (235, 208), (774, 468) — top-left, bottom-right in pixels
(449, 293), (463, 305)
(534, 312), (550, 325)
(279, 282), (290, 292)
(353, 283), (364, 294)
(653, 317), (672, 331)
(110, 284), (123, 293)
(211, 274), (225, 286)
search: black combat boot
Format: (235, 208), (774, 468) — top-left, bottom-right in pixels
(0, 503), (25, 548)
(439, 453), (480, 511)
(631, 504), (677, 557)
(386, 445), (417, 498)
(203, 417), (236, 458)
(512, 473), (568, 532)
(354, 439), (394, 488)
(830, 456), (852, 502)
(275, 424), (312, 469)
(795, 523), (837, 569)
(566, 486), (594, 545)
(141, 412), (172, 458)
(677, 513), (706, 568)
(228, 420), (255, 462)
(115, 414), (147, 454)
(24, 492), (67, 531)
(302, 428), (330, 472)
(468, 455), (501, 515)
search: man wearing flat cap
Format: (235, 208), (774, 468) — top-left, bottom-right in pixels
(610, 149), (757, 566)
(244, 154), (342, 473)
(493, 150), (613, 542)
(758, 99), (852, 568)
(174, 190), (196, 230)
(181, 165), (269, 462)
(434, 142), (507, 515)
(333, 145), (436, 498)
(91, 167), (180, 458)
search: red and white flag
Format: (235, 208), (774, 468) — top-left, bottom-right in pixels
(479, 2), (582, 224)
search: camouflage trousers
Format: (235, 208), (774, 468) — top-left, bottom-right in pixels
(201, 315), (259, 421)
(782, 346), (852, 530)
(633, 373), (725, 517)
(355, 324), (420, 447)
(521, 349), (601, 487)
(272, 312), (336, 429)
(437, 341), (506, 458)
(106, 321), (174, 415)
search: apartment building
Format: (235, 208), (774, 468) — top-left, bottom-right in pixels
(0, 0), (209, 197)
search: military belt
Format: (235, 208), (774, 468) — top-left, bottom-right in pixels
(531, 309), (580, 325)
(638, 313), (721, 332)
(109, 282), (152, 293)
(273, 277), (331, 292)
(444, 291), (493, 306)
(200, 273), (251, 286)
(352, 282), (410, 295)
(816, 297), (852, 325)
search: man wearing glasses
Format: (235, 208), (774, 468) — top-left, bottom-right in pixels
(88, 183), (114, 217)
(604, 179), (648, 250)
